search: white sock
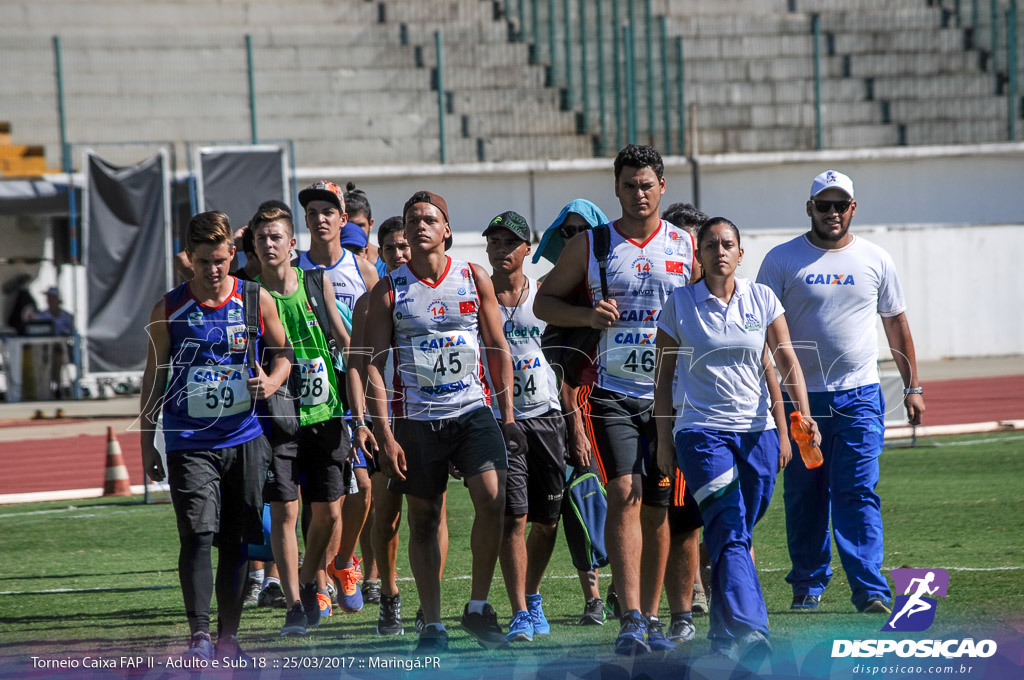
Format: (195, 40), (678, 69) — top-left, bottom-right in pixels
(262, 576), (280, 590)
(467, 599), (488, 616)
(249, 569), (264, 582)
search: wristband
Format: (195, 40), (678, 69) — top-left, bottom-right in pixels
(903, 387), (923, 395)
(351, 420), (371, 431)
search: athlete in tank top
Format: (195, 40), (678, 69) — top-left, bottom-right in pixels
(586, 219), (694, 399)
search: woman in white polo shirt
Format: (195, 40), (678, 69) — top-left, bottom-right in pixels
(654, 216), (819, 668)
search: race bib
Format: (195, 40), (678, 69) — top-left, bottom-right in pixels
(185, 364), (251, 418)
(411, 330), (478, 388)
(512, 350), (551, 408)
(298, 356), (330, 407)
(605, 327), (657, 381)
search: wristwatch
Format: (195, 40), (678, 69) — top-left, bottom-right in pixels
(903, 387), (923, 395)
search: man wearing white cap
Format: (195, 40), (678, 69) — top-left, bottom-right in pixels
(756, 170), (925, 615)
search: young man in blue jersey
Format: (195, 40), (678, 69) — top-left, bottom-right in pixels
(358, 191), (526, 652)
(140, 211), (292, 662)
(535, 145), (699, 655)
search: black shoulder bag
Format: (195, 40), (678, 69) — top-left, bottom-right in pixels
(243, 280), (301, 442)
(540, 224), (611, 388)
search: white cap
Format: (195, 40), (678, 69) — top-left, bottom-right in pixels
(810, 170), (854, 199)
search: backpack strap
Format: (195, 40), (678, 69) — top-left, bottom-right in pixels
(242, 279), (261, 372)
(592, 224), (611, 301)
(303, 268), (338, 361)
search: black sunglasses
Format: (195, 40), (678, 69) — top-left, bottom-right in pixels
(813, 199), (852, 214)
(559, 223), (590, 239)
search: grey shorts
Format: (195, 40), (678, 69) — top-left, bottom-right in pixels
(264, 418), (353, 504)
(166, 435), (271, 545)
(505, 410), (567, 524)
(390, 407), (508, 498)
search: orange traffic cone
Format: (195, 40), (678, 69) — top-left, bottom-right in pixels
(102, 426), (132, 496)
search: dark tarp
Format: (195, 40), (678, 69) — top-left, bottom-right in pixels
(198, 146), (286, 231)
(84, 152), (168, 373)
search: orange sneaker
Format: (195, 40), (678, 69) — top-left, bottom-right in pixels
(317, 592), (332, 618)
(327, 560), (364, 613)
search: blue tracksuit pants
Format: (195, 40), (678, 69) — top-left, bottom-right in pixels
(783, 384), (891, 609)
(675, 427), (779, 643)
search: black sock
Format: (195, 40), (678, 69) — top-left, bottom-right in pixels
(179, 532), (214, 636)
(671, 611), (693, 624)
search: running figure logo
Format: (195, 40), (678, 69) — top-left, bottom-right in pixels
(883, 568), (950, 632)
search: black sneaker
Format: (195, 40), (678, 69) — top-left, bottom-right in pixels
(461, 603), (509, 650)
(242, 577), (261, 607)
(415, 608), (425, 634)
(415, 625), (449, 652)
(281, 603), (307, 637)
(363, 580), (382, 605)
(791, 594), (820, 610)
(377, 593), (405, 636)
(580, 597), (607, 626)
(300, 582), (321, 628)
(606, 584), (622, 619)
(258, 581), (287, 608)
(215, 635), (254, 667)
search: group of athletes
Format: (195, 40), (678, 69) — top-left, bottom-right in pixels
(139, 144), (925, 668)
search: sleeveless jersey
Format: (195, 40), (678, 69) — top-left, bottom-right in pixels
(297, 249), (367, 312)
(389, 257), (490, 420)
(587, 220), (694, 399)
(258, 267), (343, 426)
(162, 277), (264, 451)
(488, 279), (561, 420)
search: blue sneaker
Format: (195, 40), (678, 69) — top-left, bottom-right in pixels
(615, 610), (651, 655)
(645, 615), (677, 651)
(183, 632), (215, 661)
(505, 609), (534, 642)
(525, 593), (550, 635)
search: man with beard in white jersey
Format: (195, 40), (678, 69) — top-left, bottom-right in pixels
(482, 211), (567, 643)
(358, 191), (526, 653)
(535, 145), (698, 655)
(756, 170), (925, 615)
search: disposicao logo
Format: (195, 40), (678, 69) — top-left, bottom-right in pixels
(832, 568), (998, 659)
(884, 568), (948, 632)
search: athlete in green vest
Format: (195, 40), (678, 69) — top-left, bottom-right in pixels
(251, 204), (357, 636)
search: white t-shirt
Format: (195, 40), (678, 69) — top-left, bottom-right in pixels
(658, 278), (783, 433)
(756, 234), (905, 392)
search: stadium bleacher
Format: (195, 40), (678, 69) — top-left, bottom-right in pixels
(0, 0), (1020, 170)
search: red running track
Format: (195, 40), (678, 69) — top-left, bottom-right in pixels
(0, 375), (1021, 497)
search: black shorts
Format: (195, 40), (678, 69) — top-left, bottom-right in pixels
(391, 407), (508, 498)
(166, 435), (270, 545)
(505, 410), (567, 524)
(667, 471), (703, 536)
(264, 418), (353, 504)
(578, 384), (672, 507)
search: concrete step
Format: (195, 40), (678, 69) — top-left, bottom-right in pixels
(461, 111), (578, 137)
(378, 0), (496, 24)
(833, 28), (965, 55)
(840, 52), (982, 78)
(449, 89), (562, 114)
(903, 119), (1008, 145)
(818, 8), (945, 32)
(872, 74), (997, 99)
(889, 97), (1006, 122)
(825, 123), (902, 148)
(478, 135), (594, 162)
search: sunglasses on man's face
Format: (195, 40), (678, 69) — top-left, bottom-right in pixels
(813, 199), (852, 214)
(559, 223), (589, 239)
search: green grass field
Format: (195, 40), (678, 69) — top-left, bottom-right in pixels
(1, 432), (1022, 678)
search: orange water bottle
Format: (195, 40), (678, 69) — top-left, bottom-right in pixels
(790, 412), (823, 469)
